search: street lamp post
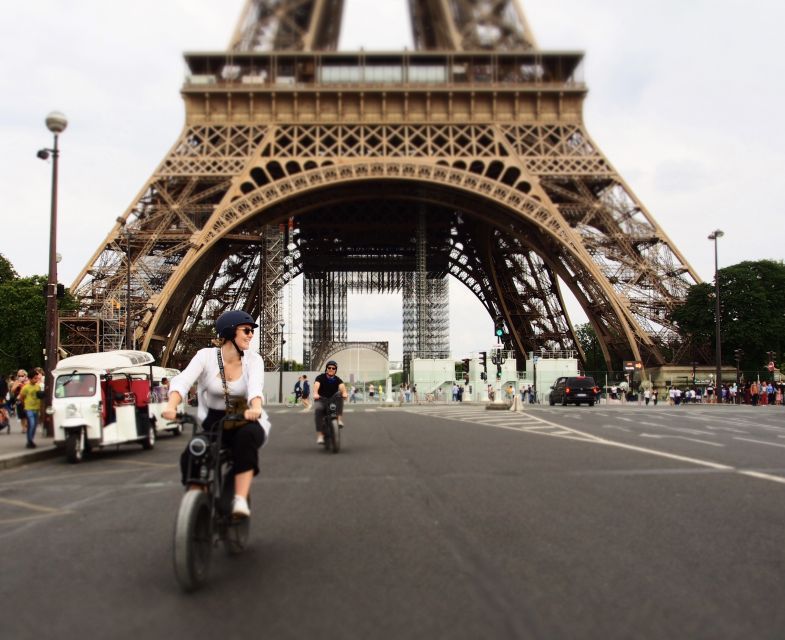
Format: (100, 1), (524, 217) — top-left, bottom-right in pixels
(278, 323), (286, 403)
(734, 348), (743, 403)
(708, 229), (724, 400)
(116, 218), (133, 348)
(39, 111), (67, 437)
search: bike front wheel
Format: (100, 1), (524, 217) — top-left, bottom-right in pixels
(173, 490), (213, 592)
(329, 417), (341, 453)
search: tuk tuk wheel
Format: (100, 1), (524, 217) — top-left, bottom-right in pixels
(65, 430), (85, 464)
(141, 424), (156, 450)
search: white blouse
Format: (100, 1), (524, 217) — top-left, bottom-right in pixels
(169, 347), (271, 438)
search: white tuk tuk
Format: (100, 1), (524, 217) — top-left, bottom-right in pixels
(115, 364), (184, 436)
(50, 350), (182, 463)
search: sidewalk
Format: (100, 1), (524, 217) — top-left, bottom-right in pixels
(0, 419), (60, 470)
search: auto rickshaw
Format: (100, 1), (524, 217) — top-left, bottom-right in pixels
(115, 364), (184, 436)
(50, 350), (181, 463)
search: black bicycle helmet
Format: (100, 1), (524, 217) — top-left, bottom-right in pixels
(215, 311), (258, 357)
(325, 360), (338, 371)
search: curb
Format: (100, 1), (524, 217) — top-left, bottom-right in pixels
(0, 446), (61, 471)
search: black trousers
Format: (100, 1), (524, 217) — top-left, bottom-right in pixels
(180, 409), (265, 485)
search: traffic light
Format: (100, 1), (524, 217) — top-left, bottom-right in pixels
(480, 371), (487, 381)
(479, 351), (487, 372)
(733, 348), (744, 361)
(462, 358), (470, 373)
(494, 315), (504, 338)
(496, 366), (502, 379)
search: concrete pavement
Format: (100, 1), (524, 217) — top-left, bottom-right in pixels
(0, 418), (59, 469)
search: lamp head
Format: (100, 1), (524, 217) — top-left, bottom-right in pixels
(45, 111), (68, 134)
(708, 229), (724, 240)
(37, 149), (50, 160)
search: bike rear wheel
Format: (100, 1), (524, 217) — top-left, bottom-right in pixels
(173, 490), (213, 591)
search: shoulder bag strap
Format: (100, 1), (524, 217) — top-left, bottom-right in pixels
(216, 348), (232, 413)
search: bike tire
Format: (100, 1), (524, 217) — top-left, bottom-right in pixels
(330, 418), (340, 454)
(173, 490), (213, 592)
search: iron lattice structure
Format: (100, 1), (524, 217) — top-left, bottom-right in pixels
(64, 0), (699, 371)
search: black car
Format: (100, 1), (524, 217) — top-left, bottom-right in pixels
(549, 376), (599, 406)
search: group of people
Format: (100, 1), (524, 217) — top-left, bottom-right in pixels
(293, 375), (311, 410)
(1, 368), (45, 448)
(671, 381), (784, 406)
(398, 383), (418, 404)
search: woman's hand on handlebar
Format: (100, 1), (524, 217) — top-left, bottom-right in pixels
(313, 394), (320, 401)
(162, 408), (178, 421)
(244, 407), (262, 421)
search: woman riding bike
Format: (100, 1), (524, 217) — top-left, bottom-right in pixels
(162, 310), (270, 518)
(313, 360), (348, 445)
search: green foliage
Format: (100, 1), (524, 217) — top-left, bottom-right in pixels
(0, 254), (18, 284)
(0, 275), (48, 372)
(574, 323), (608, 372)
(0, 255), (77, 373)
(672, 260), (785, 371)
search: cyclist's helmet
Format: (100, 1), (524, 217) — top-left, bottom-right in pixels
(215, 310), (258, 339)
(325, 360), (338, 371)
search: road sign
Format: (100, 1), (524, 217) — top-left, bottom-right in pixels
(623, 361), (643, 372)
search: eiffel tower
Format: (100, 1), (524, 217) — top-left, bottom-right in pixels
(63, 0), (699, 372)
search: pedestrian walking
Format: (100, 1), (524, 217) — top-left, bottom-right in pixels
(294, 376), (303, 405)
(18, 368), (44, 448)
(0, 374), (9, 433)
(10, 370), (29, 434)
(301, 375), (311, 410)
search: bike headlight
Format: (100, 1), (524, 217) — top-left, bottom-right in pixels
(329, 402), (337, 412)
(188, 436), (208, 457)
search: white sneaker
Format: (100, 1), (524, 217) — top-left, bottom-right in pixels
(317, 433), (325, 444)
(232, 495), (250, 518)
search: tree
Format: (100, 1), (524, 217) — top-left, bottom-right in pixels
(0, 275), (49, 372)
(0, 256), (77, 374)
(671, 260), (785, 373)
(0, 253), (18, 285)
(574, 323), (608, 373)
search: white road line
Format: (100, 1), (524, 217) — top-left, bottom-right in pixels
(737, 471), (785, 485)
(640, 434), (724, 447)
(733, 437), (785, 449)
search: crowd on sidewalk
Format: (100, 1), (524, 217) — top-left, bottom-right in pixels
(1, 368), (47, 448)
(662, 381), (784, 406)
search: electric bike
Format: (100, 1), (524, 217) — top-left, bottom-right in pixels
(172, 413), (251, 592)
(319, 391), (343, 454)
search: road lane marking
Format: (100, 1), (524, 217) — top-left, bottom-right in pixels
(733, 437), (785, 449)
(640, 434), (724, 447)
(737, 471), (785, 485)
(0, 497), (64, 513)
(396, 406), (785, 485)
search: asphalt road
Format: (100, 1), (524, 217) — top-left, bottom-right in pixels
(1, 404), (784, 640)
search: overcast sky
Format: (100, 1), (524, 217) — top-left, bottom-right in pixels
(2, 0), (783, 361)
